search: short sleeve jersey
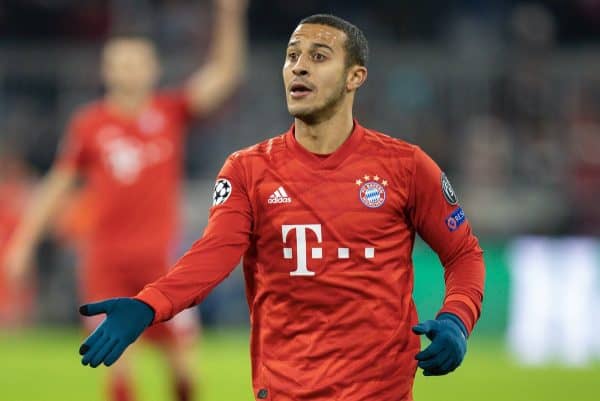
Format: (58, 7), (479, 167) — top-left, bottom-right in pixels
(56, 90), (192, 255)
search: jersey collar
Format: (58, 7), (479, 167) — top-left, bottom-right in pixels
(284, 119), (365, 170)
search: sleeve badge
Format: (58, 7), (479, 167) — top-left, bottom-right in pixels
(212, 178), (232, 206)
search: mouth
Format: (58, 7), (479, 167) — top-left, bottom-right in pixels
(289, 82), (314, 99)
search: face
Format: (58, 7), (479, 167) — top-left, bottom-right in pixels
(283, 24), (353, 122)
(101, 38), (160, 94)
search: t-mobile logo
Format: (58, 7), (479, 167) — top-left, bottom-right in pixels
(282, 224), (321, 276)
(281, 224), (375, 277)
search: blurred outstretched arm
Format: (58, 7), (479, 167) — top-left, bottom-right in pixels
(3, 167), (78, 283)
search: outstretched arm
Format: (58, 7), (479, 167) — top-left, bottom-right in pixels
(184, 0), (248, 116)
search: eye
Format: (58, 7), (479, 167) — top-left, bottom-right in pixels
(313, 53), (326, 61)
(287, 52), (298, 61)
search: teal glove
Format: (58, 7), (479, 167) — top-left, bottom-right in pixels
(79, 298), (154, 367)
(412, 313), (468, 376)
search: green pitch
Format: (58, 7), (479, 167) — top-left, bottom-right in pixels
(0, 327), (598, 401)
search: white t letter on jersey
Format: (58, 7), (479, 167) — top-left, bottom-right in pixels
(282, 224), (322, 276)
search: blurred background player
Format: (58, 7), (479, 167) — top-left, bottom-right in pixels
(3, 0), (248, 400)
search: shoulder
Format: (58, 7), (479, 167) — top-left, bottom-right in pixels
(227, 132), (288, 164)
(359, 127), (443, 186)
(154, 88), (182, 101)
(67, 101), (105, 133)
(153, 88), (186, 109)
(152, 88), (195, 122)
(216, 133), (286, 189)
(70, 101), (104, 123)
(361, 126), (420, 163)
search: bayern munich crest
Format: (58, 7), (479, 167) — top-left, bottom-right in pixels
(356, 174), (388, 208)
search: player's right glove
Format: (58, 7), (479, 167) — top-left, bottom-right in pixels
(412, 313), (468, 376)
(78, 298), (154, 367)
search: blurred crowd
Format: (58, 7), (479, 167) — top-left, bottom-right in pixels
(1, 1), (599, 326)
(1, 1), (598, 240)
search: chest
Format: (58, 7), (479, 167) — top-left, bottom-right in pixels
(88, 110), (179, 182)
(250, 157), (411, 244)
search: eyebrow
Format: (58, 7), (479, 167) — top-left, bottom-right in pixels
(287, 41), (334, 52)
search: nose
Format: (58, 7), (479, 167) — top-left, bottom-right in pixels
(292, 66), (308, 76)
(291, 56), (309, 76)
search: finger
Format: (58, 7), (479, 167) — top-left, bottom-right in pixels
(79, 299), (115, 316)
(424, 369), (443, 376)
(422, 351), (454, 376)
(438, 352), (460, 375)
(82, 333), (109, 366)
(422, 356), (452, 376)
(412, 321), (435, 335)
(90, 337), (118, 368)
(418, 349), (451, 371)
(423, 366), (451, 376)
(79, 326), (105, 355)
(103, 340), (128, 367)
(415, 339), (445, 361)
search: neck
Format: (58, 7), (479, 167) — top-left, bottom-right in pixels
(105, 89), (151, 116)
(294, 107), (354, 155)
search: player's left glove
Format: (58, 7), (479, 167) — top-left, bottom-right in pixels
(78, 298), (154, 367)
(412, 313), (468, 376)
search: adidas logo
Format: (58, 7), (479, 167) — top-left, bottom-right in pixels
(268, 186), (292, 204)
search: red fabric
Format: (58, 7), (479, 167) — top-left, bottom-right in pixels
(80, 250), (176, 344)
(53, 189), (96, 249)
(108, 374), (135, 401)
(55, 90), (192, 255)
(135, 121), (485, 401)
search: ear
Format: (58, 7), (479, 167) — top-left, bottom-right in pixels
(346, 65), (368, 91)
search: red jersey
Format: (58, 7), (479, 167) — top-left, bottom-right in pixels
(136, 121), (485, 401)
(56, 90), (192, 256)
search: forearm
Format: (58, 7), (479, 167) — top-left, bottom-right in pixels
(136, 152), (253, 323)
(438, 245), (485, 334)
(185, 0), (247, 115)
(135, 227), (249, 322)
(10, 168), (76, 250)
(210, 0), (247, 76)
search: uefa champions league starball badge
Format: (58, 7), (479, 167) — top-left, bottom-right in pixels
(212, 178), (232, 206)
(356, 174), (388, 208)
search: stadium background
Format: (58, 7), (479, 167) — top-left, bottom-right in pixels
(0, 1), (599, 400)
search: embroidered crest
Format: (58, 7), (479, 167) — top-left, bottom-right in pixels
(357, 174), (387, 208)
